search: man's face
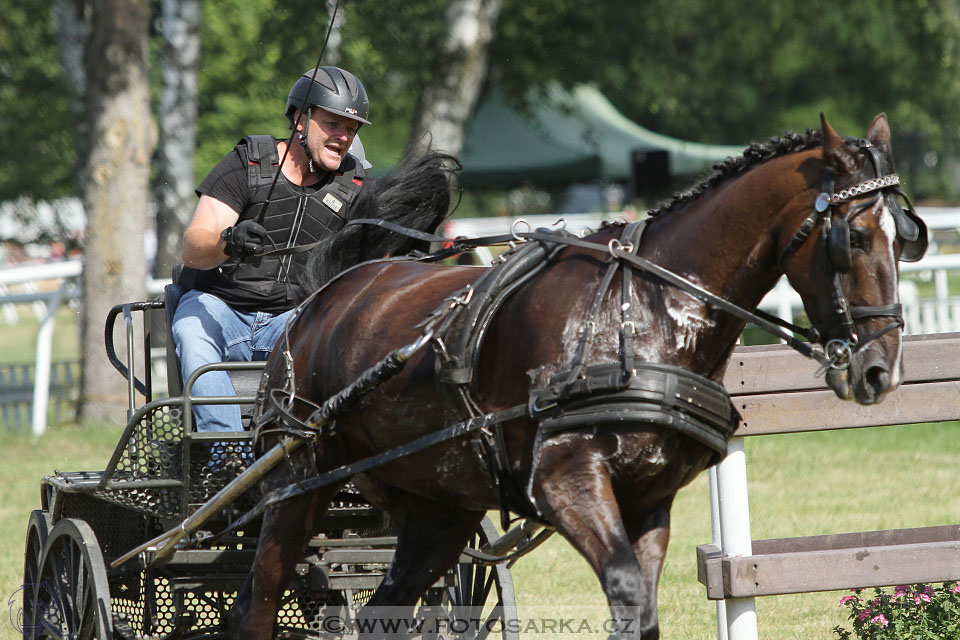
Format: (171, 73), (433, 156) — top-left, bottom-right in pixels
(303, 109), (359, 172)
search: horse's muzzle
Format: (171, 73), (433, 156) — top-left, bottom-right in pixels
(826, 345), (898, 405)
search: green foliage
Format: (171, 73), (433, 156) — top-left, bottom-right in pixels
(6, 0), (960, 202)
(0, 0), (80, 201)
(582, 0), (960, 201)
(194, 0), (288, 179)
(834, 584), (960, 639)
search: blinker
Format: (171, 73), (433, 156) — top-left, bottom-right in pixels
(888, 191), (928, 262)
(828, 217), (852, 273)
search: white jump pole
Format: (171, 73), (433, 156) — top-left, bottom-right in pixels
(31, 282), (68, 436)
(715, 436), (759, 640)
(708, 466), (728, 640)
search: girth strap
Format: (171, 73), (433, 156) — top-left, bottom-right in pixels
(532, 362), (739, 464)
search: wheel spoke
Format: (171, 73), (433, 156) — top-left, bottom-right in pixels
(456, 563), (473, 609)
(65, 540), (86, 636)
(42, 546), (69, 638)
(474, 606), (504, 640)
(472, 565), (492, 607)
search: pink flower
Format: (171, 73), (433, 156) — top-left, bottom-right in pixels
(894, 585), (908, 598)
(857, 609), (872, 622)
(839, 595), (858, 606)
(870, 614), (889, 627)
(914, 592), (931, 605)
(951, 583), (960, 594)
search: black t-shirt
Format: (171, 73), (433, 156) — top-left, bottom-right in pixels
(196, 139), (325, 214)
(191, 138), (330, 313)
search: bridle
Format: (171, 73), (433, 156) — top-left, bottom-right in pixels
(777, 140), (927, 371)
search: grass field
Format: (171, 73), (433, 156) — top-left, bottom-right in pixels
(1, 419), (957, 640)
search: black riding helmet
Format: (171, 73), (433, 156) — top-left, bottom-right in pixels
(286, 66), (371, 127)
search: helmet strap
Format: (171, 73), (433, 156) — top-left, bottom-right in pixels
(296, 106), (317, 174)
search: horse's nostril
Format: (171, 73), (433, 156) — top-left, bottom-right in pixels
(866, 365), (891, 392)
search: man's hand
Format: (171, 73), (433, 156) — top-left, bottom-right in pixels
(221, 220), (268, 262)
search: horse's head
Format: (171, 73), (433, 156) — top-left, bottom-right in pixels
(778, 114), (927, 404)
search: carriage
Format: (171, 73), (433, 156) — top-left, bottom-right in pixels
(20, 287), (525, 639)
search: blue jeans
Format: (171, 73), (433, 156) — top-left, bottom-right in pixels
(171, 289), (294, 432)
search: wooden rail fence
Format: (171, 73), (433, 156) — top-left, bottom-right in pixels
(700, 332), (960, 640)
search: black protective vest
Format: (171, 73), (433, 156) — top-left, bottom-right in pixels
(193, 135), (365, 313)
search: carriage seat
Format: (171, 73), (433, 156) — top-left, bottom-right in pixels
(163, 268), (264, 419)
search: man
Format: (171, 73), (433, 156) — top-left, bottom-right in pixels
(172, 66), (371, 432)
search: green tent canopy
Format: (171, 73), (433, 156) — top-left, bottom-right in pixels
(459, 85), (743, 189)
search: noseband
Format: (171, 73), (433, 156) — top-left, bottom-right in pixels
(777, 141), (925, 371)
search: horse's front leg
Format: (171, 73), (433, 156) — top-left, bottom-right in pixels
(531, 435), (660, 640)
(623, 497), (674, 639)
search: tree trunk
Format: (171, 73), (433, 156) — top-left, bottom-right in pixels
(78, 0), (155, 423)
(324, 0), (344, 65)
(406, 0), (501, 157)
(154, 0), (201, 281)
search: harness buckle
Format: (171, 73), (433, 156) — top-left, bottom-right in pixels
(451, 285), (474, 307)
(511, 218), (531, 242)
(608, 238), (635, 257)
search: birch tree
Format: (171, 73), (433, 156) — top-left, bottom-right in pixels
(324, 0), (344, 65)
(154, 0), (201, 280)
(406, 0), (501, 157)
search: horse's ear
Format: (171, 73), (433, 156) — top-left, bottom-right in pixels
(821, 112), (858, 176)
(866, 112), (892, 149)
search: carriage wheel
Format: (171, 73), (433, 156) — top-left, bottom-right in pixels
(21, 510), (53, 639)
(34, 518), (114, 640)
(429, 516), (519, 640)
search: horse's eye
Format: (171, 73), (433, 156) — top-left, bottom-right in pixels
(849, 230), (865, 250)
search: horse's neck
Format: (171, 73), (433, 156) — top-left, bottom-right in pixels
(632, 153), (815, 371)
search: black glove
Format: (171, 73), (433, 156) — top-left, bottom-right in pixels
(221, 220), (268, 262)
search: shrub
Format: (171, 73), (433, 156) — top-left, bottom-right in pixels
(833, 583), (960, 639)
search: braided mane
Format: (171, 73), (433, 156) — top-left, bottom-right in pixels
(648, 129), (822, 217)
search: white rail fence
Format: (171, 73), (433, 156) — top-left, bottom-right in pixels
(1, 208), (958, 434)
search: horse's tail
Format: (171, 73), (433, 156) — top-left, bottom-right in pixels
(303, 149), (462, 292)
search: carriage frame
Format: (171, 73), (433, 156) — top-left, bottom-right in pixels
(20, 290), (524, 640)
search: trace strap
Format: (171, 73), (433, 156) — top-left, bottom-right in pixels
(232, 404), (528, 530)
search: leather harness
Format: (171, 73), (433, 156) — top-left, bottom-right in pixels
(241, 141), (925, 525)
(244, 221), (741, 527)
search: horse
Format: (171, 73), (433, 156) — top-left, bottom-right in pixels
(230, 113), (926, 639)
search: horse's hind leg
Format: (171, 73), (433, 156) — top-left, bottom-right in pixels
(229, 484), (340, 640)
(533, 447), (660, 640)
(359, 504), (485, 631)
